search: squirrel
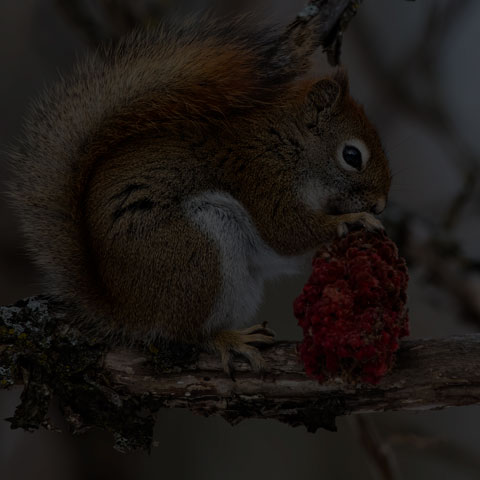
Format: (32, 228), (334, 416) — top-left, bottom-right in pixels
(8, 14), (391, 374)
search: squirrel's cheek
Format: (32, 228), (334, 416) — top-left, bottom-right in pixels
(298, 178), (334, 212)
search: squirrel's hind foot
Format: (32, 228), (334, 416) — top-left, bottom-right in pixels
(211, 323), (275, 380)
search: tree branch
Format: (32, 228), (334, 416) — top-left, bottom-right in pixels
(1, 296), (480, 452)
(106, 336), (480, 416)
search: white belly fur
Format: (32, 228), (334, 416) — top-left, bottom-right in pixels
(183, 191), (309, 333)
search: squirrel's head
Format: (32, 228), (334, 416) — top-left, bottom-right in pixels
(294, 69), (391, 216)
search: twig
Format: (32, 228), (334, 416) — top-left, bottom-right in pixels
(280, 0), (362, 66)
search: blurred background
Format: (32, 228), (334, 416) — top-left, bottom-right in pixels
(1, 0), (480, 478)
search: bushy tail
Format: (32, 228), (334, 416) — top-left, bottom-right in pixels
(8, 14), (319, 322)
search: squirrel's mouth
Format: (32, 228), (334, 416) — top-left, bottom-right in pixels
(325, 197), (367, 216)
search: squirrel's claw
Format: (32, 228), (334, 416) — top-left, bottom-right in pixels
(212, 324), (275, 379)
(337, 212), (384, 237)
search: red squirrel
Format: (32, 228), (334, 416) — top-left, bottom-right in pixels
(9, 15), (390, 374)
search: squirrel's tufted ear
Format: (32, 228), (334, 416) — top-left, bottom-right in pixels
(307, 79), (340, 113)
(306, 69), (349, 114)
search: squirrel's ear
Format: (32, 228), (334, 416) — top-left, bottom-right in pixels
(307, 79), (341, 113)
(306, 69), (349, 113)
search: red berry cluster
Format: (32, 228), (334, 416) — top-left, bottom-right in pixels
(294, 230), (409, 384)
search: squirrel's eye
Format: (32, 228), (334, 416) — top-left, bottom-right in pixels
(342, 145), (362, 171)
(337, 139), (370, 172)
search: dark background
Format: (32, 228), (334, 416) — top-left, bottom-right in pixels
(1, 1), (480, 478)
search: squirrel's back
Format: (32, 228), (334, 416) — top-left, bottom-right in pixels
(8, 15), (320, 336)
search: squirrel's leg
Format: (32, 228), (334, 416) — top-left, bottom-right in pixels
(185, 192), (287, 376)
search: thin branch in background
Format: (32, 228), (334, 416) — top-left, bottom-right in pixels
(352, 416), (401, 480)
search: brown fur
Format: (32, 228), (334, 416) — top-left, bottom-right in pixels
(8, 15), (391, 357)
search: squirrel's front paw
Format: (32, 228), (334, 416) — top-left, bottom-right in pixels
(336, 212), (384, 237)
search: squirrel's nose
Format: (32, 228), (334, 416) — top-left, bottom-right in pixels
(370, 196), (386, 215)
